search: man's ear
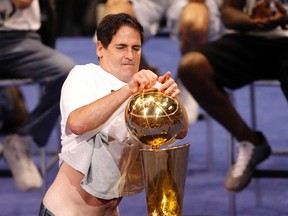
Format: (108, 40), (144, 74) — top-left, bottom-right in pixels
(96, 41), (103, 58)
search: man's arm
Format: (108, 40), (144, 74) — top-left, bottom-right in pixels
(221, 0), (288, 32)
(221, 0), (261, 32)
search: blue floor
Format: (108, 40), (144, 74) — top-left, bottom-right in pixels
(0, 37), (288, 216)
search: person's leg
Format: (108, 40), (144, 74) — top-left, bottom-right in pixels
(178, 51), (260, 143)
(0, 87), (28, 156)
(178, 35), (274, 191)
(178, 1), (210, 54)
(0, 85), (42, 192)
(178, 0), (224, 55)
(1, 31), (75, 147)
(0, 87), (29, 135)
(105, 0), (136, 17)
(0, 31), (75, 191)
(167, 0), (224, 125)
(178, 34), (278, 143)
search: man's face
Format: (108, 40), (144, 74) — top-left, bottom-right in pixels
(97, 26), (142, 83)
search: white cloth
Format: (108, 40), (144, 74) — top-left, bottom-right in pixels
(206, 0), (225, 41)
(131, 0), (224, 40)
(0, 0), (40, 31)
(131, 0), (187, 38)
(93, 0), (224, 41)
(59, 64), (144, 199)
(176, 79), (199, 125)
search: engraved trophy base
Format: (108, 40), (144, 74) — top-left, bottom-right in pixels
(140, 143), (191, 216)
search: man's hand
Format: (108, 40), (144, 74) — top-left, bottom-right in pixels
(251, 0), (288, 30)
(158, 71), (180, 98)
(251, 0), (272, 19)
(127, 69), (158, 94)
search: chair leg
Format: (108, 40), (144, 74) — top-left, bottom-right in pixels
(254, 179), (263, 207)
(226, 91), (237, 216)
(227, 131), (237, 216)
(249, 83), (264, 207)
(229, 192), (237, 216)
(40, 146), (47, 192)
(205, 114), (214, 170)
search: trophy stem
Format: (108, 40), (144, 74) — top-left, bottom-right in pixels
(140, 143), (190, 216)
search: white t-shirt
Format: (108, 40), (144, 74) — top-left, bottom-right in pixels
(0, 0), (40, 31)
(59, 64), (144, 199)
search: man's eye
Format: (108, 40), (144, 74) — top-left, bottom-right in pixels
(133, 47), (141, 51)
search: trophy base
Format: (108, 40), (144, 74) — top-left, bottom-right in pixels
(140, 143), (191, 216)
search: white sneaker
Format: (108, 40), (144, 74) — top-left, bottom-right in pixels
(224, 132), (271, 192)
(3, 134), (43, 191)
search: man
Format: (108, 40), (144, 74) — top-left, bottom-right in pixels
(0, 0), (75, 191)
(40, 13), (188, 215)
(178, 0), (288, 192)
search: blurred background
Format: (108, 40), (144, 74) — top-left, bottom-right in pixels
(54, 0), (105, 37)
(0, 1), (288, 216)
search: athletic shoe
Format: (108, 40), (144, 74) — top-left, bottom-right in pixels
(3, 134), (43, 191)
(224, 132), (271, 192)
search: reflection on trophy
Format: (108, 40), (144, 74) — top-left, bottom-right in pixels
(125, 88), (190, 216)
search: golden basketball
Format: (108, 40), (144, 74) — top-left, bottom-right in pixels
(125, 88), (184, 149)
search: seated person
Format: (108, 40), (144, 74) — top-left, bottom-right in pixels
(0, 0), (75, 191)
(178, 0), (288, 192)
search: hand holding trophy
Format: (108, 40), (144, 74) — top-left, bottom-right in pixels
(125, 87), (184, 149)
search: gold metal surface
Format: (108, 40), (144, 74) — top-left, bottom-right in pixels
(125, 88), (189, 216)
(140, 143), (190, 216)
(125, 88), (184, 149)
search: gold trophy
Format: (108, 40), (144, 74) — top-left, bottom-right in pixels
(125, 88), (190, 216)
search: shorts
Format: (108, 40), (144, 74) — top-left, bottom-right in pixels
(196, 33), (288, 90)
(132, 0), (187, 38)
(38, 202), (55, 216)
(38, 202), (120, 216)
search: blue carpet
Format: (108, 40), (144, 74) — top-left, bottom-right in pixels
(0, 37), (288, 216)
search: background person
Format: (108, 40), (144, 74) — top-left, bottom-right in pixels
(178, 0), (288, 192)
(0, 0), (75, 191)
